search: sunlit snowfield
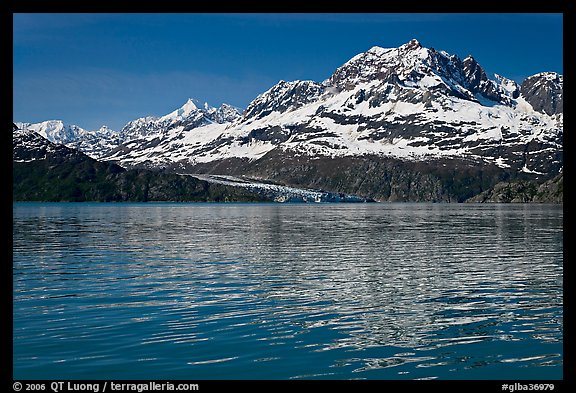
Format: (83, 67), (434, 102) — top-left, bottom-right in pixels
(13, 203), (562, 379)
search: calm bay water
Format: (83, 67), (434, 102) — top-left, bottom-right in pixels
(13, 203), (563, 380)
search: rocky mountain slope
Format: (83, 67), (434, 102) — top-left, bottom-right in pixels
(13, 127), (268, 202)
(14, 126), (369, 203)
(466, 173), (563, 203)
(520, 72), (563, 116)
(15, 39), (563, 202)
(14, 120), (120, 160)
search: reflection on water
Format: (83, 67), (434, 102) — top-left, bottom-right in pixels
(13, 203), (563, 379)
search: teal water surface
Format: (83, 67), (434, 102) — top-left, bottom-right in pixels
(13, 203), (563, 379)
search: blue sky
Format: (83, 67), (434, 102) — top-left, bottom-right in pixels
(13, 13), (563, 130)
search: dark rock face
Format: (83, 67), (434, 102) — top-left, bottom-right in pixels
(13, 128), (83, 162)
(533, 173), (563, 203)
(12, 129), (269, 202)
(466, 173), (563, 203)
(520, 72), (563, 115)
(461, 56), (506, 103)
(167, 149), (547, 203)
(242, 126), (292, 144)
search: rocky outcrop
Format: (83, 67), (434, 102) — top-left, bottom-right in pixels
(520, 72), (563, 116)
(466, 173), (563, 203)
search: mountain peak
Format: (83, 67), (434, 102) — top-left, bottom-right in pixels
(366, 39), (422, 57)
(99, 125), (114, 133)
(401, 38), (422, 50)
(181, 98), (199, 112)
(160, 98), (199, 122)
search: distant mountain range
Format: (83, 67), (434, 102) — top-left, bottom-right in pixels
(14, 39), (563, 202)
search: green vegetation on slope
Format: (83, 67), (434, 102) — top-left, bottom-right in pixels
(13, 156), (270, 202)
(466, 173), (563, 203)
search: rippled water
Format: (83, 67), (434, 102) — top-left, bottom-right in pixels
(13, 203), (563, 380)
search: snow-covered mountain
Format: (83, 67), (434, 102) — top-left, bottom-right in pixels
(12, 126), (79, 163)
(14, 120), (120, 160)
(118, 99), (241, 142)
(15, 100), (242, 160)
(100, 39), (562, 177)
(14, 39), (563, 201)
